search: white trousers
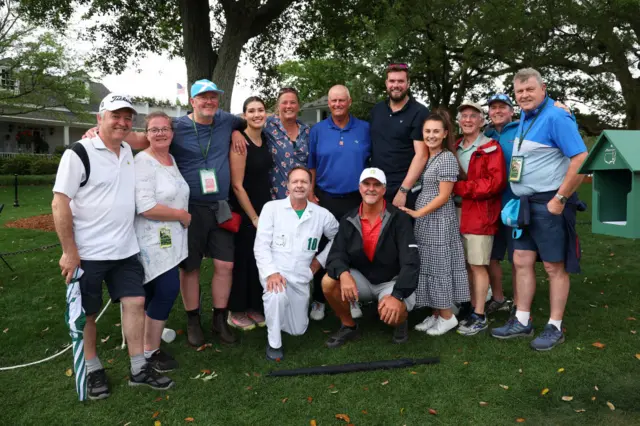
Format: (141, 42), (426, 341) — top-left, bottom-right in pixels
(261, 279), (310, 349)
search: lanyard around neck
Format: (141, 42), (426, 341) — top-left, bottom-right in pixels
(517, 98), (548, 151)
(192, 118), (214, 161)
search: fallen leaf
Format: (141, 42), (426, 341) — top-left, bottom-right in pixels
(592, 342), (606, 349)
(201, 369), (211, 374)
(65, 368), (73, 377)
(361, 410), (368, 415)
(309, 420), (317, 426)
(428, 408), (437, 415)
(205, 343), (213, 348)
(400, 408), (405, 415)
(479, 401), (489, 406)
(41, 327), (49, 332)
(184, 418), (195, 422)
(595, 385), (599, 391)
(245, 373), (250, 377)
(627, 317), (637, 321)
(282, 398), (288, 403)
(46, 306), (53, 310)
(152, 411), (159, 419)
(328, 384), (335, 389)
(631, 330), (637, 335)
(123, 423), (131, 426)
(499, 384), (509, 390)
(381, 380), (389, 385)
(322, 330), (331, 334)
(176, 329), (184, 335)
(101, 335), (110, 343)
(154, 397), (163, 402)
(464, 361), (469, 365)
(245, 386), (252, 390)
(519, 368), (523, 374)
(635, 354), (640, 360)
(575, 409), (586, 413)
(307, 396), (313, 403)
(166, 395), (169, 400)
(609, 252), (614, 256)
(3, 328), (8, 333)
(410, 371), (418, 375)
(557, 368), (565, 373)
(107, 359), (115, 364)
(541, 388), (550, 396)
(607, 401), (615, 411)
(330, 390), (339, 394)
(363, 387), (369, 391)
(214, 348), (222, 353)
(562, 396), (574, 401)
(191, 373), (203, 379)
(154, 422), (161, 426)
(604, 305), (609, 309)
(196, 344), (207, 352)
(591, 396), (596, 401)
(516, 418), (526, 423)
(115, 323), (121, 327)
(335, 414), (351, 422)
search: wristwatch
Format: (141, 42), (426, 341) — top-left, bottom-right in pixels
(554, 193), (568, 205)
(399, 186), (410, 194)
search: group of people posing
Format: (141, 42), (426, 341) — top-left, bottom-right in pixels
(52, 65), (587, 401)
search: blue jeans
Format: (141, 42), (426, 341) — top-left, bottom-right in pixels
(144, 266), (180, 321)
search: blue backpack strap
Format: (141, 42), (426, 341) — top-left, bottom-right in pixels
(69, 142), (90, 187)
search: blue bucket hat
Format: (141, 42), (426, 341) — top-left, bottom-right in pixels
(488, 93), (513, 108)
(190, 79), (224, 98)
(501, 199), (523, 239)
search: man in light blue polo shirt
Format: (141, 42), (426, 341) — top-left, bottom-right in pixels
(307, 85), (371, 321)
(491, 68), (587, 351)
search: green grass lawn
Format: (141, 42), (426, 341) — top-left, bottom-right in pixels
(1, 185), (639, 425)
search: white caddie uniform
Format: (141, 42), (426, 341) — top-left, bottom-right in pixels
(254, 197), (339, 349)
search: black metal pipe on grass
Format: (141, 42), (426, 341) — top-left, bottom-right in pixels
(13, 174), (19, 207)
(267, 357), (440, 377)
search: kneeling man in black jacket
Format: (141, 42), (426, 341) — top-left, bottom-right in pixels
(322, 167), (420, 346)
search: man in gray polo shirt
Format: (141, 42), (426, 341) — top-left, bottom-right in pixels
(53, 94), (174, 400)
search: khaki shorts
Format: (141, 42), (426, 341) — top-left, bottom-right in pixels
(462, 234), (494, 266)
(349, 269), (416, 311)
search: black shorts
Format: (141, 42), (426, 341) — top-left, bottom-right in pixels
(490, 222), (514, 262)
(79, 255), (145, 316)
(181, 203), (235, 272)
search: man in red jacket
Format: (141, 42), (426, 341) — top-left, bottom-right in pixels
(453, 101), (506, 336)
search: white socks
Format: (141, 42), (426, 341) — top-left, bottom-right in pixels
(515, 310), (530, 326)
(144, 348), (159, 359)
(548, 319), (562, 330)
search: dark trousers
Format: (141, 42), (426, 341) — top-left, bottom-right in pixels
(312, 188), (362, 303)
(228, 214), (264, 313)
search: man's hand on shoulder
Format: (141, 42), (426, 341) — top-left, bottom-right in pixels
(83, 127), (98, 139)
(231, 130), (247, 155)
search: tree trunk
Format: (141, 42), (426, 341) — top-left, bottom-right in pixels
(178, 0), (217, 96)
(211, 24), (251, 112)
(622, 79), (640, 130)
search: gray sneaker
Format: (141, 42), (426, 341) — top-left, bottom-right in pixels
(87, 369), (110, 400)
(485, 298), (513, 315)
(392, 320), (409, 344)
(266, 344), (284, 361)
(325, 325), (361, 348)
(129, 363), (175, 390)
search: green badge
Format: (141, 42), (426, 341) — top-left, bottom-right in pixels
(509, 156), (524, 183)
(159, 227), (172, 248)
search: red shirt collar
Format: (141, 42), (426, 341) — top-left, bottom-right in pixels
(359, 200), (386, 219)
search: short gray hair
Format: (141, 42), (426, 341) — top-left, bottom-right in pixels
(328, 85), (351, 100)
(513, 68), (544, 86)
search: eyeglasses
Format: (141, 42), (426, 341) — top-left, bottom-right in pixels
(147, 127), (172, 135)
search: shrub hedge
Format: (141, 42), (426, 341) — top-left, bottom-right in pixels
(0, 154), (61, 175)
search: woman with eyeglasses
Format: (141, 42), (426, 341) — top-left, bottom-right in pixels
(134, 111), (190, 373)
(227, 97), (272, 330)
(264, 87), (311, 200)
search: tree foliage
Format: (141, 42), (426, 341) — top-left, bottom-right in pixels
(0, 1), (90, 117)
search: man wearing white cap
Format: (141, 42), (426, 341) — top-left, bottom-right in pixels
(322, 167), (420, 347)
(254, 166), (339, 361)
(53, 94), (174, 400)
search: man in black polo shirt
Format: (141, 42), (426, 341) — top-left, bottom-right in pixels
(369, 63), (430, 209)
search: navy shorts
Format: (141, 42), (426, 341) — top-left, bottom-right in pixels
(490, 222), (514, 262)
(513, 203), (566, 263)
(181, 204), (235, 272)
(144, 266), (180, 321)
(79, 255), (145, 316)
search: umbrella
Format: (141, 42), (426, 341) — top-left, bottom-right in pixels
(65, 268), (87, 401)
(267, 357), (440, 377)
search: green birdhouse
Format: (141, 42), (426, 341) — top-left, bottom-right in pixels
(579, 130), (640, 238)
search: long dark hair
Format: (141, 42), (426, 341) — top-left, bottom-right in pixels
(243, 96), (266, 112)
(422, 109), (455, 152)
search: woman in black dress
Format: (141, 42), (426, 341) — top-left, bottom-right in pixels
(228, 97), (273, 330)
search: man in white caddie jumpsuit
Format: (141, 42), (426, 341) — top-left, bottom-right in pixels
(254, 166), (339, 361)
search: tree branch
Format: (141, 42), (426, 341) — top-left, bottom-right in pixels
(249, 0), (296, 38)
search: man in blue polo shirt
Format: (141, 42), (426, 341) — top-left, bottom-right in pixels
(491, 68), (587, 351)
(307, 85), (371, 321)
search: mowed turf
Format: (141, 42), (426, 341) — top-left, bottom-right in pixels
(0, 185), (639, 426)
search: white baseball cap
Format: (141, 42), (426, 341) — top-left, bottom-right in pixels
(99, 93), (137, 114)
(359, 167), (386, 185)
(457, 100), (484, 114)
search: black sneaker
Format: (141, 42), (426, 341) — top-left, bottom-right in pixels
(147, 349), (179, 373)
(129, 363), (175, 390)
(325, 325), (361, 348)
(87, 369), (110, 400)
(485, 298), (513, 315)
(392, 320), (409, 344)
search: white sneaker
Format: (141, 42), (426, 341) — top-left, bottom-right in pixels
(426, 315), (459, 336)
(415, 315), (438, 332)
(350, 302), (363, 319)
(309, 301), (325, 321)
